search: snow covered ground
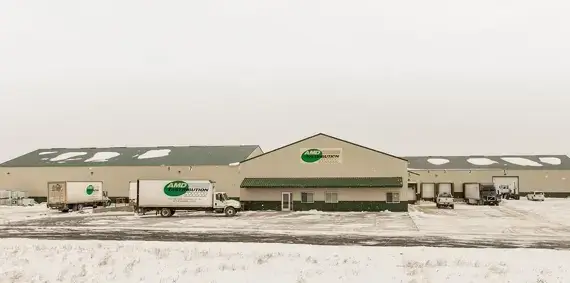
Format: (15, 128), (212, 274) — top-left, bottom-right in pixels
(2, 198), (570, 241)
(0, 204), (131, 225)
(1, 238), (570, 283)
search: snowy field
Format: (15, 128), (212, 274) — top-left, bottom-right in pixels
(2, 199), (570, 241)
(1, 238), (570, 283)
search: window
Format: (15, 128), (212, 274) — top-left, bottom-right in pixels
(386, 192), (400, 203)
(325, 192), (338, 203)
(301, 192), (314, 203)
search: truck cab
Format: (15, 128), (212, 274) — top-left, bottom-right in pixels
(527, 191), (545, 201)
(479, 183), (500, 205)
(214, 192), (241, 216)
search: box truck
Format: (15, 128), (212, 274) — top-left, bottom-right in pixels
(47, 181), (111, 212)
(135, 179), (241, 217)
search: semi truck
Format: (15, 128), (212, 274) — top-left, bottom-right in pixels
(47, 181), (111, 212)
(135, 179), (241, 217)
(465, 183), (500, 206)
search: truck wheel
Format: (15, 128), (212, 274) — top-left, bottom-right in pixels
(224, 207), (236, 217)
(160, 208), (173, 217)
(77, 204), (84, 211)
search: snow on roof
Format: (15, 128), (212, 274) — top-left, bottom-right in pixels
(501, 157), (543, 167)
(50, 152), (88, 162)
(467, 158), (497, 166)
(38, 151), (57, 155)
(539, 157), (561, 165)
(85, 152), (121, 162)
(405, 155), (570, 170)
(137, 149), (171, 160)
(427, 158), (449, 165)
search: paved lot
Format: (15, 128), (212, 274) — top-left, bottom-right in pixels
(1, 198), (570, 248)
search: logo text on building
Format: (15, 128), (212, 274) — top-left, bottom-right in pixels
(300, 148), (342, 164)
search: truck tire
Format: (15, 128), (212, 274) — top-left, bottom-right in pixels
(224, 207), (237, 217)
(77, 204), (84, 211)
(160, 208), (173, 217)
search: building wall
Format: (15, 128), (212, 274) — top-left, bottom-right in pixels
(246, 147), (264, 159)
(242, 187), (406, 211)
(0, 165), (243, 201)
(412, 169), (570, 197)
(237, 134), (408, 211)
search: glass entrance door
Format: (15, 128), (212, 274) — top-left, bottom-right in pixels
(281, 192), (292, 211)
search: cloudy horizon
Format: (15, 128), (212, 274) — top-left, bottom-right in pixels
(1, 0), (569, 163)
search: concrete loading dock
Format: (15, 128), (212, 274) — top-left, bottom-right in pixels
(406, 155), (570, 199)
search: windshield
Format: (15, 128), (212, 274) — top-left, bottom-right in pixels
(220, 193), (229, 201)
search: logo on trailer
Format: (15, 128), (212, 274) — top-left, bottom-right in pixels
(301, 149), (323, 163)
(86, 185), (94, 195)
(164, 181), (190, 197)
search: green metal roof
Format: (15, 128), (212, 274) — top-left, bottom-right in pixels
(0, 145), (260, 167)
(240, 177), (403, 188)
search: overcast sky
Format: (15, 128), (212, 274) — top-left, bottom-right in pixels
(1, 0), (569, 163)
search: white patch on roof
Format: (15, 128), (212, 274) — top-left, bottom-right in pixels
(467, 158), (497, 166)
(137, 149), (171, 159)
(38, 151), (57, 155)
(41, 158), (49, 160)
(539, 157), (561, 165)
(427, 158), (449, 165)
(85, 152), (120, 162)
(501, 157), (543, 167)
(49, 152), (88, 162)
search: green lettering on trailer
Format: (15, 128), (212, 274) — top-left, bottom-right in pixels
(164, 181), (190, 197)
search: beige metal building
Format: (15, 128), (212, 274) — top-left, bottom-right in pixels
(406, 155), (570, 199)
(235, 133), (410, 212)
(0, 145), (263, 202)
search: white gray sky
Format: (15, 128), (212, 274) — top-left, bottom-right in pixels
(1, 0), (569, 163)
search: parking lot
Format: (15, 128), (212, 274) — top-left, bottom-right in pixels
(3, 198), (570, 242)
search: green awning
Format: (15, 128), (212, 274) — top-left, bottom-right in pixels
(240, 177), (403, 188)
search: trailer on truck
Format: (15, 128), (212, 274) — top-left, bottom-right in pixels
(47, 181), (111, 212)
(135, 179), (241, 217)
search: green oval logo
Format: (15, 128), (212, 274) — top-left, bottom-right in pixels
(86, 185), (94, 195)
(164, 181), (189, 197)
(301, 149), (323, 163)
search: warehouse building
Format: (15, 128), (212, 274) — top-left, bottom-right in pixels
(235, 133), (410, 212)
(406, 155), (570, 199)
(0, 145), (262, 202)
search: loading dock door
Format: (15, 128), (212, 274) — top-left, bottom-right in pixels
(492, 177), (519, 194)
(437, 183), (452, 195)
(421, 183), (435, 199)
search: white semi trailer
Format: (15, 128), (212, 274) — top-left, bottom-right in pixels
(129, 181), (137, 205)
(135, 179), (241, 217)
(47, 181), (111, 212)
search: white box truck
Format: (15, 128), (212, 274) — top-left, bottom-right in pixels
(135, 179), (241, 217)
(47, 181), (111, 212)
